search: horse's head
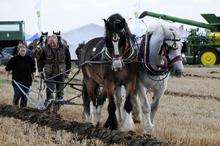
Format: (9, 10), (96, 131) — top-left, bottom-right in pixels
(53, 31), (69, 48)
(39, 32), (48, 46)
(144, 25), (183, 77)
(161, 26), (184, 77)
(53, 31), (61, 42)
(31, 32), (48, 58)
(104, 13), (135, 71)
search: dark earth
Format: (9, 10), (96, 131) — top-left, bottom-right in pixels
(0, 104), (169, 146)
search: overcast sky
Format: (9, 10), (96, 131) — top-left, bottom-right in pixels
(0, 0), (219, 35)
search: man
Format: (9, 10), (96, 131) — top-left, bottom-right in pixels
(5, 43), (36, 107)
(38, 35), (71, 106)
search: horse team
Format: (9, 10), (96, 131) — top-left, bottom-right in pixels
(34, 13), (184, 135)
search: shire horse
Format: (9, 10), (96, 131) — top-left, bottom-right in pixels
(132, 24), (184, 134)
(76, 13), (138, 130)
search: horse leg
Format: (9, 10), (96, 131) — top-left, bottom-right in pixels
(82, 82), (90, 122)
(150, 88), (165, 124)
(114, 85), (125, 128)
(130, 92), (141, 124)
(86, 80), (99, 125)
(120, 83), (135, 131)
(137, 82), (154, 134)
(95, 86), (106, 127)
(34, 58), (40, 76)
(104, 82), (118, 130)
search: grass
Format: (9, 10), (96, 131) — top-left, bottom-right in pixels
(0, 66), (220, 145)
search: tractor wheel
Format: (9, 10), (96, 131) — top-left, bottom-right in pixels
(199, 49), (219, 66)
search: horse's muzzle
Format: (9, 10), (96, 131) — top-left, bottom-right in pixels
(172, 69), (183, 77)
(112, 57), (123, 71)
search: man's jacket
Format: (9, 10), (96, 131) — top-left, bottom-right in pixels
(38, 44), (71, 76)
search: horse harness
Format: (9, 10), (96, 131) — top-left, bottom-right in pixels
(79, 36), (138, 67)
(140, 31), (182, 76)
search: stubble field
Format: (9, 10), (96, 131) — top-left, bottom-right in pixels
(0, 66), (219, 146)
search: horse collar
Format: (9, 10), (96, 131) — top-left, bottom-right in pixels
(142, 33), (169, 76)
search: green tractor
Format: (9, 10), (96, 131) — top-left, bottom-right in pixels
(139, 11), (220, 66)
(0, 21), (25, 65)
(0, 21), (25, 51)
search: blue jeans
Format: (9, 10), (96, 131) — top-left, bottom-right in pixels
(12, 81), (29, 107)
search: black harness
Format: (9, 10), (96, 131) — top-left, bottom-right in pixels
(78, 35), (138, 67)
(139, 32), (182, 76)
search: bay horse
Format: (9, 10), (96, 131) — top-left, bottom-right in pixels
(76, 13), (138, 130)
(132, 24), (184, 134)
(31, 32), (48, 60)
(52, 31), (69, 49)
(29, 32), (48, 76)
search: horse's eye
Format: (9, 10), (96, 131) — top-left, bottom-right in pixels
(171, 44), (178, 50)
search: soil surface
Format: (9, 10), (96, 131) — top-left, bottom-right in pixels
(0, 104), (168, 146)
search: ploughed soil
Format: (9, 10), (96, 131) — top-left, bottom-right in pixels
(0, 104), (168, 146)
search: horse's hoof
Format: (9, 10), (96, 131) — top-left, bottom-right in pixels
(109, 126), (117, 130)
(104, 123), (117, 130)
(104, 122), (110, 129)
(143, 133), (152, 138)
(132, 115), (141, 124)
(133, 119), (141, 124)
(144, 126), (154, 135)
(95, 122), (102, 129)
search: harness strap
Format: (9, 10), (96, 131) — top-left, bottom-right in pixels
(104, 36), (137, 63)
(79, 39), (107, 67)
(168, 55), (182, 68)
(142, 33), (169, 76)
(123, 39), (138, 62)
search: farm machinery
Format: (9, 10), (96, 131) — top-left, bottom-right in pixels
(139, 11), (220, 66)
(0, 21), (25, 65)
(0, 21), (25, 51)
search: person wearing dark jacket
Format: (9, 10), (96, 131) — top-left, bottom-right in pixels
(38, 35), (71, 106)
(5, 43), (36, 107)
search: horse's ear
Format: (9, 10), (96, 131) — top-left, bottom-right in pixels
(42, 32), (48, 36)
(53, 31), (55, 34)
(103, 19), (107, 24)
(122, 18), (126, 25)
(58, 31), (61, 35)
(103, 19), (110, 29)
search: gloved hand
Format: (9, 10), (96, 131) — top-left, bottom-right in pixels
(65, 73), (69, 79)
(31, 73), (35, 80)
